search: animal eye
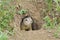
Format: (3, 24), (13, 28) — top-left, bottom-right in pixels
(25, 19), (27, 21)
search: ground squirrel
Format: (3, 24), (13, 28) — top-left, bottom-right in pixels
(20, 16), (33, 31)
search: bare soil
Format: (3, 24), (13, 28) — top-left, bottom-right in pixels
(8, 0), (60, 40)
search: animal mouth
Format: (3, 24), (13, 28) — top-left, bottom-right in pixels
(25, 28), (30, 31)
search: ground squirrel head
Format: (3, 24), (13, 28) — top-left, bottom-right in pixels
(23, 16), (33, 25)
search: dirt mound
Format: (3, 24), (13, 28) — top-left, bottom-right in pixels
(9, 28), (60, 40)
(9, 0), (60, 40)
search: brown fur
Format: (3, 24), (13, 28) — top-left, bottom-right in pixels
(20, 16), (40, 31)
(20, 16), (33, 31)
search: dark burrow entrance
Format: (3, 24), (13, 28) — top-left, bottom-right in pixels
(20, 15), (40, 31)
